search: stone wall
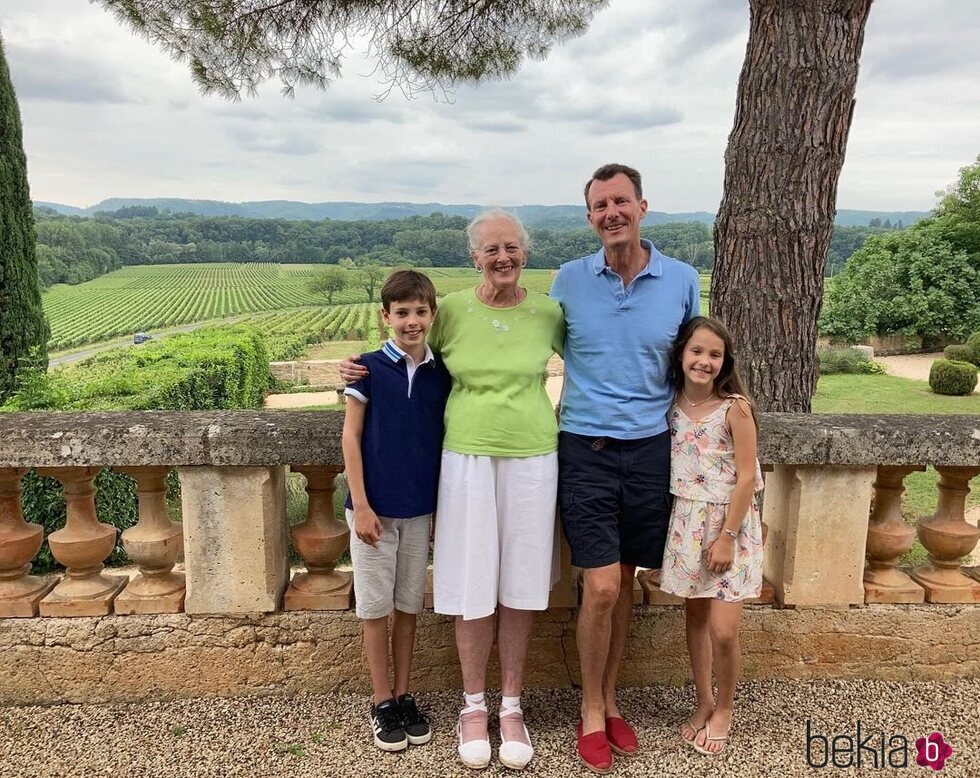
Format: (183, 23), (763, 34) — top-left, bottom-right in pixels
(3, 411), (979, 468)
(269, 360), (342, 387)
(2, 605), (977, 706)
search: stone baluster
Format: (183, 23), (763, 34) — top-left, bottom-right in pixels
(0, 468), (57, 616)
(179, 465), (287, 615)
(911, 466), (980, 603)
(863, 465), (926, 603)
(762, 464), (876, 606)
(36, 467), (127, 616)
(284, 465), (352, 610)
(114, 466), (185, 614)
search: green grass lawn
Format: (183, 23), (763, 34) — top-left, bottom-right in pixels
(812, 373), (980, 414)
(813, 373), (980, 566)
(304, 340), (372, 360)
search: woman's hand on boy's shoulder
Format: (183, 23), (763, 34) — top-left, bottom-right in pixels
(339, 353), (368, 385)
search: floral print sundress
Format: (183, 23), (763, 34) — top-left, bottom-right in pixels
(659, 395), (765, 602)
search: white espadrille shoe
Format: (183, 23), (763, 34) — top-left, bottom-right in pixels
(498, 700), (534, 770)
(457, 694), (491, 769)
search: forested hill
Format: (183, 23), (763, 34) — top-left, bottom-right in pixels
(35, 198), (927, 230)
(32, 207), (906, 289)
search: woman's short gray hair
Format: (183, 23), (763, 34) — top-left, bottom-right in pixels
(466, 208), (531, 253)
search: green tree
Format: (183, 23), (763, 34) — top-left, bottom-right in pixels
(309, 265), (348, 304)
(96, 1), (607, 97)
(711, 0), (874, 411)
(0, 36), (50, 402)
(934, 154), (980, 256)
(355, 263), (387, 302)
(820, 222), (980, 345)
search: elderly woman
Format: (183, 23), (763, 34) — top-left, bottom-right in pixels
(343, 208), (563, 771)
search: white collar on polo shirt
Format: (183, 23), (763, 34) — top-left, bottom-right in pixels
(381, 338), (434, 396)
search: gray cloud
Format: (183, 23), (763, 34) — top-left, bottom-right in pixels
(451, 79), (681, 135)
(468, 116), (528, 134)
(225, 125), (321, 155)
(863, 30), (979, 82)
(356, 162), (461, 193)
(300, 94), (412, 125)
(562, 102), (683, 132)
(659, 0), (747, 56)
(5, 43), (134, 104)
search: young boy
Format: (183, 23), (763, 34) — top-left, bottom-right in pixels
(341, 269), (451, 752)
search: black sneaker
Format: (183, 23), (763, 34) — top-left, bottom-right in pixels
(371, 698), (408, 752)
(397, 693), (432, 745)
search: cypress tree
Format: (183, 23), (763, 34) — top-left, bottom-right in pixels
(0, 34), (49, 402)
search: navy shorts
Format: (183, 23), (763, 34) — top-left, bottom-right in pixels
(558, 430), (672, 569)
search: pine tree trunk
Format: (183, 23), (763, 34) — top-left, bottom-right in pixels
(0, 36), (50, 402)
(711, 0), (874, 412)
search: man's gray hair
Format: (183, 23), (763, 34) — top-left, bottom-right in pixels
(466, 208), (531, 252)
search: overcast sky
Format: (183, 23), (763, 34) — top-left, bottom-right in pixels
(1, 0), (977, 211)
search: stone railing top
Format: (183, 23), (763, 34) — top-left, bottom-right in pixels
(0, 411), (978, 468)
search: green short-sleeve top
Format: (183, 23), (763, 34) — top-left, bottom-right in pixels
(428, 287), (565, 457)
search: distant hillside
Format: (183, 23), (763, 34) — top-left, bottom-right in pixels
(829, 210), (929, 227)
(34, 197), (929, 229)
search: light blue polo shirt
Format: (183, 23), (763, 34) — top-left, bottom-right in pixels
(550, 239), (700, 439)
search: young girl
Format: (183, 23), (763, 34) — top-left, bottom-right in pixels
(659, 316), (765, 757)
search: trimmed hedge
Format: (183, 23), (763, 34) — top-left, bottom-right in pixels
(943, 344), (975, 363)
(39, 326), (271, 410)
(3, 326), (273, 573)
(817, 347), (884, 375)
(965, 332), (980, 366)
(928, 359), (978, 396)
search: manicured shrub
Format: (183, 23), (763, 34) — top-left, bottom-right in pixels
(943, 344), (975, 364)
(965, 332), (980, 366)
(928, 359), (978, 396)
(817, 347), (885, 375)
(27, 326), (272, 411)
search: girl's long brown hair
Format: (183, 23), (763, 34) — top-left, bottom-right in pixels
(671, 316), (757, 422)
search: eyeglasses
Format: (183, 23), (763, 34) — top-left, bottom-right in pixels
(479, 244), (524, 258)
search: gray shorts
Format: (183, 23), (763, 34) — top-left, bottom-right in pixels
(345, 509), (431, 620)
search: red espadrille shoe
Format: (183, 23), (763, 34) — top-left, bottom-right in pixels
(605, 716), (638, 755)
(576, 721), (613, 774)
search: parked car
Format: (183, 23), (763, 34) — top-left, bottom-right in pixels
(133, 331), (153, 345)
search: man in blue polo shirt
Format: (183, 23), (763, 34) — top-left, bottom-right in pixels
(342, 269), (451, 754)
(550, 163), (700, 771)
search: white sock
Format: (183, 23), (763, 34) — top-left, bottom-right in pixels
(500, 695), (522, 716)
(463, 691), (485, 709)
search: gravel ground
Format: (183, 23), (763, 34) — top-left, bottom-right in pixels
(1, 679), (977, 777)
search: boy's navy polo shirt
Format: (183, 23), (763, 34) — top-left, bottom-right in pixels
(344, 340), (451, 518)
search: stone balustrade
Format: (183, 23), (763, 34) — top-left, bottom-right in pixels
(1, 411), (980, 703)
(1, 412), (978, 619)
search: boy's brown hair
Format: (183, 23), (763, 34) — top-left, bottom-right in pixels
(380, 269), (437, 311)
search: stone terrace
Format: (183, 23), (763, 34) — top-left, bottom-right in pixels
(1, 411), (979, 708)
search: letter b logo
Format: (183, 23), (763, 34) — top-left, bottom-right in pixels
(806, 721), (829, 768)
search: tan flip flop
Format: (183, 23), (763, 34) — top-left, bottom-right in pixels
(680, 720), (705, 747)
(693, 720), (729, 755)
